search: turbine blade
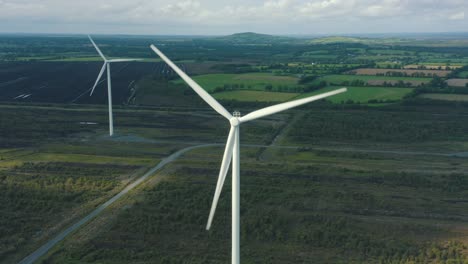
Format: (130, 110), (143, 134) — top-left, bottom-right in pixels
(206, 126), (236, 230)
(88, 35), (106, 61)
(108, 58), (143, 63)
(150, 44), (232, 120)
(239, 88), (347, 123)
(90, 62), (107, 96)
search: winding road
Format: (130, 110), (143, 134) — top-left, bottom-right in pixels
(18, 143), (219, 264)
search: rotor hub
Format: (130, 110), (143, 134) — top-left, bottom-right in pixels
(230, 117), (240, 127)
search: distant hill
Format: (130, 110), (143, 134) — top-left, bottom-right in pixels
(210, 32), (296, 44)
(309, 36), (400, 44)
(309, 36), (366, 44)
(210, 33), (409, 46)
(206, 33), (432, 46)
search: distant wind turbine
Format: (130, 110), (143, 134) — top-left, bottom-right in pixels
(88, 35), (141, 136)
(150, 44), (347, 264)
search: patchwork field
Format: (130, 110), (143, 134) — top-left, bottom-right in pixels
(447, 79), (468, 87)
(419, 93), (468, 101)
(299, 86), (413, 103)
(173, 73), (300, 92)
(366, 80), (425, 86)
(313, 74), (430, 87)
(213, 90), (299, 102)
(348, 68), (451, 77)
(404, 64), (462, 70)
(458, 71), (468, 78)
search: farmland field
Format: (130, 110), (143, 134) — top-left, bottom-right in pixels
(312, 74), (430, 86)
(419, 93), (468, 101)
(173, 73), (300, 92)
(446, 79), (468, 87)
(404, 64), (462, 70)
(366, 80), (425, 86)
(213, 90), (299, 102)
(458, 71), (468, 78)
(348, 68), (451, 77)
(354, 55), (414, 61)
(299, 86), (413, 103)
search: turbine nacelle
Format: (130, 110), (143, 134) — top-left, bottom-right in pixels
(88, 35), (143, 96)
(230, 112), (241, 126)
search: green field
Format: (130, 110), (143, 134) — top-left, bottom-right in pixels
(300, 54), (338, 59)
(458, 71), (468, 78)
(355, 55), (414, 61)
(301, 50), (329, 55)
(172, 73), (416, 104)
(368, 49), (415, 55)
(419, 62), (465, 66)
(299, 86), (413, 103)
(213, 90), (299, 102)
(314, 74), (431, 83)
(425, 58), (468, 64)
(173, 73), (300, 92)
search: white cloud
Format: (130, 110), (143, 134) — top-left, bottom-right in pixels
(360, 0), (408, 17)
(449, 11), (464, 20)
(297, 0), (357, 18)
(264, 0), (292, 9)
(161, 0), (201, 16)
(0, 0), (465, 34)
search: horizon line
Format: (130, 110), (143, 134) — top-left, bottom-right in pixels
(1, 31), (468, 38)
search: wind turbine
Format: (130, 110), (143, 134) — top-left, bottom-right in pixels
(88, 35), (141, 136)
(150, 44), (347, 264)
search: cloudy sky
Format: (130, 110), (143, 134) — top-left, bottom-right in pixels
(0, 0), (465, 35)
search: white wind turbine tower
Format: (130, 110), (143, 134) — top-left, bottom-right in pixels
(88, 35), (141, 136)
(150, 44), (347, 264)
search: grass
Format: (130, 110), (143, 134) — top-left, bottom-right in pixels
(173, 73), (300, 92)
(419, 62), (465, 67)
(419, 93), (468, 102)
(0, 148), (144, 263)
(213, 90), (299, 102)
(301, 50), (329, 55)
(458, 71), (468, 78)
(47, 57), (159, 62)
(297, 86), (413, 103)
(26, 153), (156, 166)
(368, 49), (415, 55)
(300, 54), (338, 59)
(425, 58), (468, 64)
(355, 55), (413, 61)
(314, 74), (431, 83)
